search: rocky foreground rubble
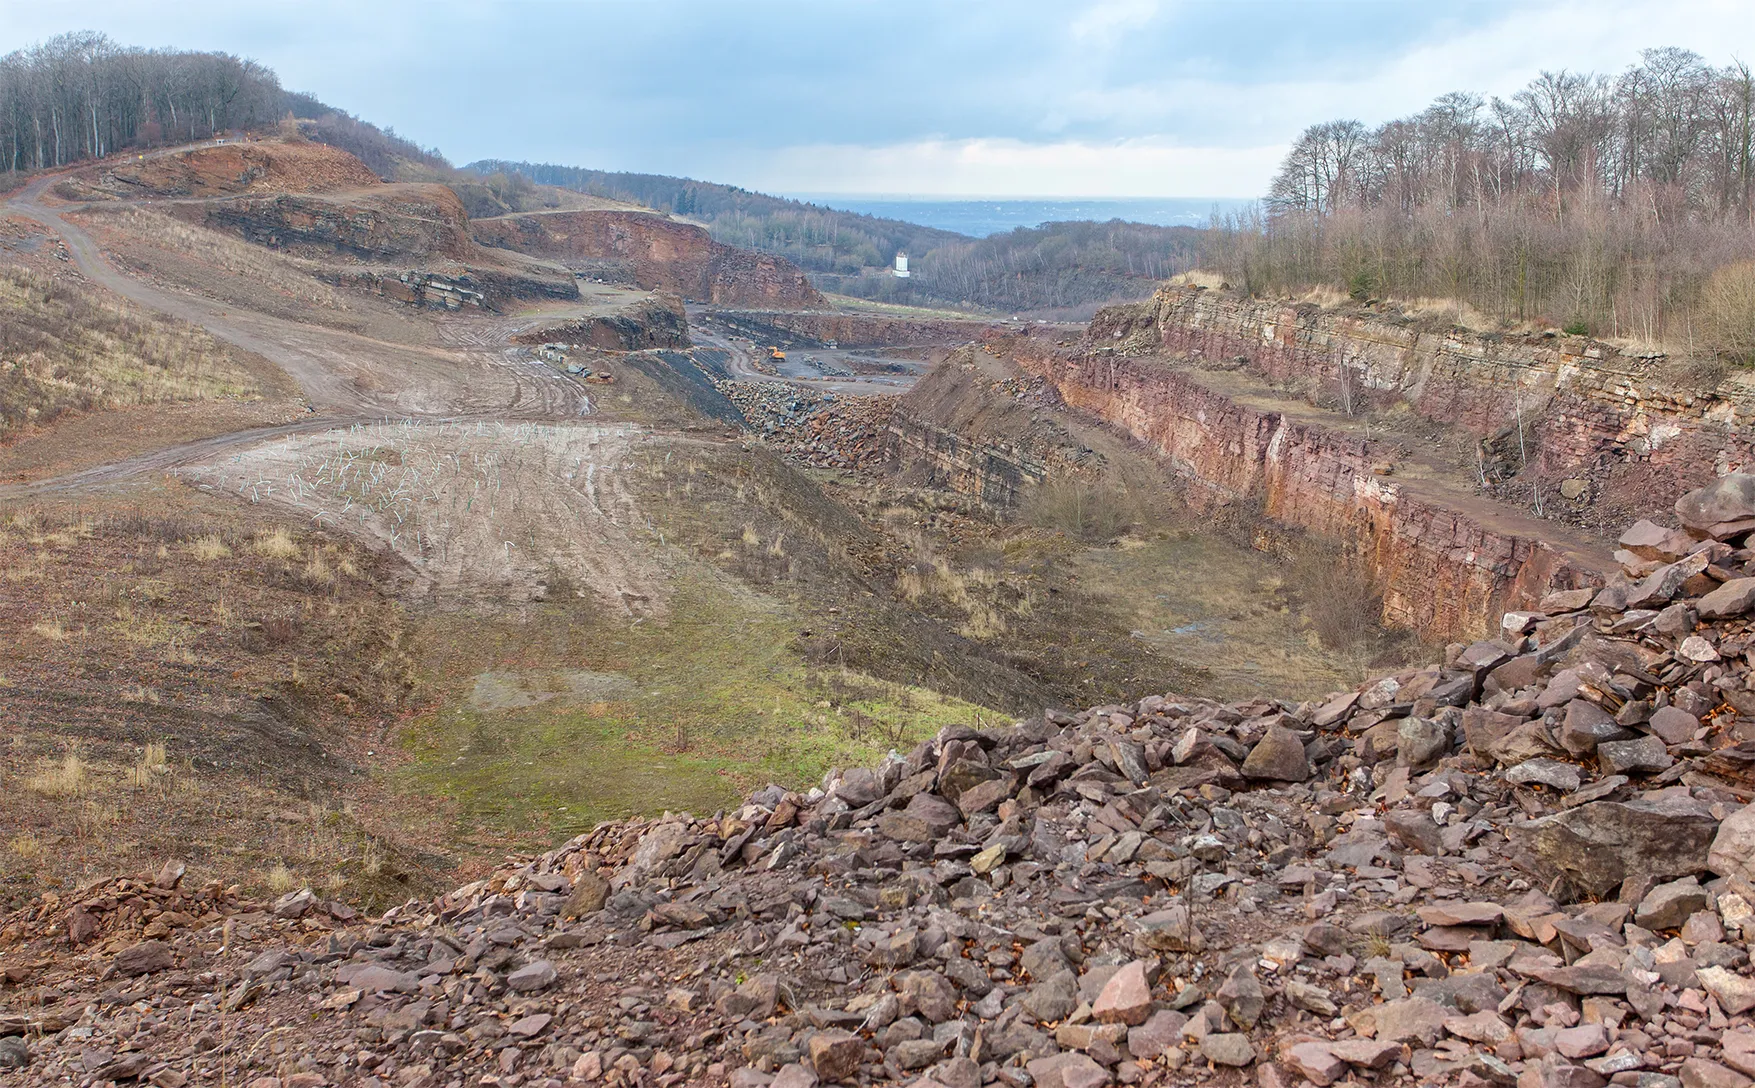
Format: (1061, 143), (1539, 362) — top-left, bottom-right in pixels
(719, 383), (895, 471)
(25, 479), (1755, 1088)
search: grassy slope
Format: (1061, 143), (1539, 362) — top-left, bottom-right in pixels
(0, 265), (276, 439)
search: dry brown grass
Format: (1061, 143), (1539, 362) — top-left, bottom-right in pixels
(29, 618), (67, 641)
(0, 265), (263, 439)
(72, 204), (351, 311)
(7, 832), (42, 861)
(25, 751), (89, 798)
(187, 534), (232, 561)
(251, 526), (301, 560)
(301, 549), (335, 586)
(125, 741), (170, 790)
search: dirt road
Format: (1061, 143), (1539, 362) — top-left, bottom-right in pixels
(690, 322), (923, 397)
(7, 174), (594, 421)
(0, 157), (682, 608)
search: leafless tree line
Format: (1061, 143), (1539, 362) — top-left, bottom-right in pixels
(1215, 48), (1755, 349)
(1, 31), (287, 174)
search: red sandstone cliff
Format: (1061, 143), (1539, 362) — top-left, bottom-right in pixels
(1122, 286), (1755, 520)
(1000, 335), (1609, 639)
(470, 210), (824, 309)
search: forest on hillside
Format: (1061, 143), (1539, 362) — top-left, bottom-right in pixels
(0, 31), (446, 180)
(469, 160), (1199, 312)
(819, 219), (1204, 313)
(464, 159), (966, 275)
(1213, 47), (1755, 359)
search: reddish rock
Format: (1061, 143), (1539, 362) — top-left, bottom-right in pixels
(1091, 960), (1153, 1026)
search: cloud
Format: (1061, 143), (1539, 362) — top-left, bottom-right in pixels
(735, 137), (1285, 198)
(5, 0), (1750, 196)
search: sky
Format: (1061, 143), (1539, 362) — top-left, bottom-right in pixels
(5, 0), (1754, 198)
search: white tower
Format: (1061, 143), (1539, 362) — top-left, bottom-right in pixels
(894, 251), (910, 278)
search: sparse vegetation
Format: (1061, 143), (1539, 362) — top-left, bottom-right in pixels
(1701, 261), (1755, 366)
(187, 534), (232, 561)
(0, 265), (265, 439)
(1218, 49), (1755, 347)
(1021, 475), (1146, 542)
(251, 526), (302, 559)
(25, 750), (88, 797)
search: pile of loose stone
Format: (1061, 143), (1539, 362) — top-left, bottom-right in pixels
(23, 476), (1755, 1087)
(719, 383), (896, 471)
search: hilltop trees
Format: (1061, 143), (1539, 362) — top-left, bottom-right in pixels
(1221, 49), (1755, 349)
(0, 33), (288, 172)
(0, 32), (446, 183)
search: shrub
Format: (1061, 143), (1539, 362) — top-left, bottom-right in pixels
(1701, 261), (1755, 366)
(1020, 478), (1141, 542)
(1562, 320), (1591, 337)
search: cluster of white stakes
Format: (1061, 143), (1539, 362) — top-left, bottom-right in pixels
(188, 419), (643, 574)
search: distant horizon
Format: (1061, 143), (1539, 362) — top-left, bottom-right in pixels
(775, 194), (1256, 239)
(783, 193), (1258, 203)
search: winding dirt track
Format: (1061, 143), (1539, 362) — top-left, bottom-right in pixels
(0, 153), (674, 609)
(1, 170), (597, 497)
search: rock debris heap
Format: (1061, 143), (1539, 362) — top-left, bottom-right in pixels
(23, 477), (1755, 1088)
(719, 383), (896, 471)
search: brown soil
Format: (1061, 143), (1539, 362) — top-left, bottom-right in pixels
(65, 138), (382, 199)
(0, 488), (437, 911)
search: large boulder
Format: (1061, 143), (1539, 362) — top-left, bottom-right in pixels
(1240, 725), (1310, 781)
(1677, 474), (1755, 539)
(1710, 804), (1755, 883)
(1700, 578), (1755, 620)
(1508, 796), (1720, 898)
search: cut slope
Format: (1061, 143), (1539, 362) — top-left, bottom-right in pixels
(68, 139), (383, 198)
(472, 209), (824, 308)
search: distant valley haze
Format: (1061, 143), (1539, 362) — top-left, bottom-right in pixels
(7, 0), (1753, 203)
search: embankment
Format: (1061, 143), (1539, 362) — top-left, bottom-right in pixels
(513, 295), (690, 352)
(706, 309), (998, 349)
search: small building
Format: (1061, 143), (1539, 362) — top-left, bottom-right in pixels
(894, 251), (910, 278)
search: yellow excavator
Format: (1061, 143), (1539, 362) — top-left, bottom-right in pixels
(767, 345), (787, 362)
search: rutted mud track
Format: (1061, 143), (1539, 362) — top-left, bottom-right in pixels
(186, 420), (668, 610)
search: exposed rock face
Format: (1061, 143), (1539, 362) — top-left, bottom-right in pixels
(75, 139), (383, 198)
(885, 357), (1077, 510)
(514, 295), (690, 351)
(1001, 328), (1608, 640)
(185, 184), (579, 307)
(1115, 285), (1755, 521)
(471, 210), (824, 309)
(196, 184), (478, 262)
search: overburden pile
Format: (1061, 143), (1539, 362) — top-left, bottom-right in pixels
(23, 477), (1755, 1086)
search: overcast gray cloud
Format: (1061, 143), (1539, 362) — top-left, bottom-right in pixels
(5, 0), (1752, 196)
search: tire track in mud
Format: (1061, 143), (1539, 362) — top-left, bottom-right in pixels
(185, 420), (668, 611)
(2, 160), (657, 605)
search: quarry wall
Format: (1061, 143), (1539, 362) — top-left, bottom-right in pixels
(1001, 335), (1607, 640)
(1108, 286), (1755, 510)
(470, 211), (824, 309)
